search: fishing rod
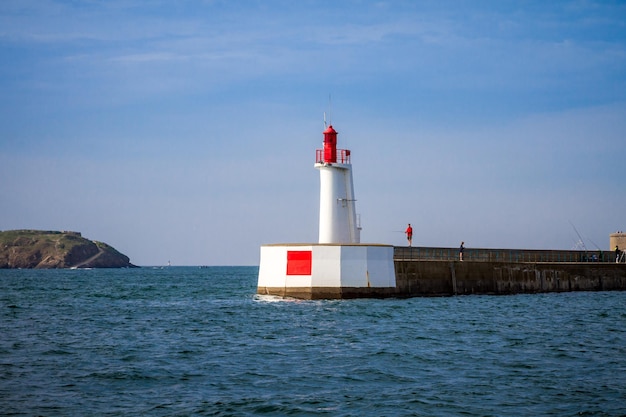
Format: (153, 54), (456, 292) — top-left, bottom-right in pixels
(569, 221), (603, 251)
(585, 236), (602, 251)
(569, 221), (588, 251)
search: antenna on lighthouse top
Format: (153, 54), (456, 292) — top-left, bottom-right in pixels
(328, 93), (332, 125)
(323, 94), (332, 129)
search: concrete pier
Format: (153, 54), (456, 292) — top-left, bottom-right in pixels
(395, 260), (626, 296)
(394, 246), (626, 297)
(258, 245), (626, 299)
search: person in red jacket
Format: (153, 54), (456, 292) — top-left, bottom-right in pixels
(405, 224), (413, 247)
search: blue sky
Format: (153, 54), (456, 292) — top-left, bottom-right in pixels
(1, 0), (625, 266)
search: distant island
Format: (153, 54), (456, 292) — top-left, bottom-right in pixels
(0, 230), (136, 269)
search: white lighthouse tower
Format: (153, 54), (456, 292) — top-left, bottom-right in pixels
(316, 125), (360, 244)
(257, 122), (396, 299)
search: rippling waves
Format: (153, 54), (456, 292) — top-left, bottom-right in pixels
(1, 267), (625, 416)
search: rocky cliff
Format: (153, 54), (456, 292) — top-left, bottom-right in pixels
(0, 230), (136, 269)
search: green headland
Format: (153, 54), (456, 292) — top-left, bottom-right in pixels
(0, 230), (136, 269)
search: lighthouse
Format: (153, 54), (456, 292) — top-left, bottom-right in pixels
(316, 125), (360, 244)
(257, 122), (396, 299)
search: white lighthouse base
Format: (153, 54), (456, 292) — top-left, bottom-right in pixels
(257, 244), (396, 299)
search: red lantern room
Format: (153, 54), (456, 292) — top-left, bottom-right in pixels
(323, 125), (337, 163)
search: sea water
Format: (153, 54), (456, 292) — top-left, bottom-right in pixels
(1, 266), (625, 416)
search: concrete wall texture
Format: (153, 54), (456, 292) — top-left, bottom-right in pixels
(393, 245), (625, 297)
(394, 260), (626, 297)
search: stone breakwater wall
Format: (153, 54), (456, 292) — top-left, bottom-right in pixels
(394, 260), (626, 296)
(394, 247), (626, 297)
(257, 246), (625, 299)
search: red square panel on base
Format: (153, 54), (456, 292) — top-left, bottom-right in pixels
(286, 250), (312, 275)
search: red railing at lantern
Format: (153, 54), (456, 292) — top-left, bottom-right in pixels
(315, 149), (351, 164)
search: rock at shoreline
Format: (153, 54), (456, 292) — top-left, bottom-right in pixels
(0, 230), (137, 269)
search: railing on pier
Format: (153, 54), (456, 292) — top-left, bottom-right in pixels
(315, 149), (351, 164)
(394, 246), (618, 263)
